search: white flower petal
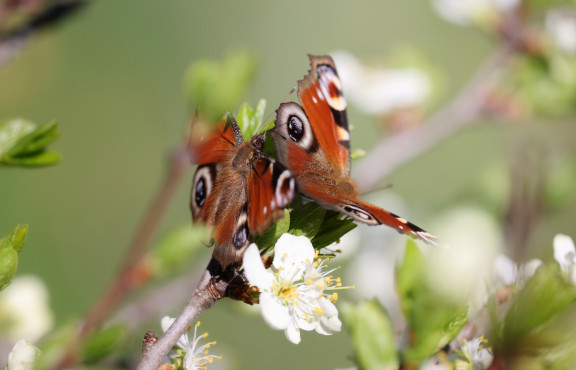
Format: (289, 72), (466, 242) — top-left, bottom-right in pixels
(432, 0), (519, 26)
(7, 340), (40, 370)
(520, 259), (542, 280)
(0, 276), (54, 342)
(554, 234), (576, 270)
(319, 297), (339, 317)
(160, 316), (174, 333)
(285, 324), (301, 344)
(273, 234), (315, 280)
(243, 244), (274, 290)
(493, 254), (517, 286)
(260, 293), (290, 330)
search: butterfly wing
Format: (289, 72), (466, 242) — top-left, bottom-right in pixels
(191, 118), (296, 274)
(247, 156), (296, 236)
(272, 55), (440, 245)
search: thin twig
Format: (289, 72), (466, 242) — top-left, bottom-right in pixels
(353, 44), (516, 193)
(56, 145), (191, 368)
(135, 270), (224, 370)
(0, 0), (87, 69)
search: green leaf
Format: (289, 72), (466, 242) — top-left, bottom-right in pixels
(500, 263), (576, 349)
(311, 211), (357, 250)
(0, 225), (28, 291)
(252, 210), (290, 253)
(4, 121), (59, 157)
(82, 325), (126, 363)
(341, 300), (398, 369)
(397, 240), (469, 363)
(0, 121), (61, 167)
(236, 99), (268, 140)
(0, 118), (35, 154)
(288, 202), (326, 238)
(1, 151), (62, 166)
(350, 148), (366, 161)
(259, 117), (275, 133)
(185, 51), (257, 122)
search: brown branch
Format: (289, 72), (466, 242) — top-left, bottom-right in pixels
(135, 270), (225, 370)
(353, 44), (516, 193)
(0, 0), (87, 69)
(504, 142), (546, 261)
(56, 145), (191, 368)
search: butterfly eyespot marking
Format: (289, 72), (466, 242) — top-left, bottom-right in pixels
(274, 169), (296, 207)
(192, 166), (213, 209)
(288, 116), (304, 143)
(275, 103), (316, 152)
(233, 211), (249, 249)
(232, 225), (248, 249)
(339, 204), (380, 225)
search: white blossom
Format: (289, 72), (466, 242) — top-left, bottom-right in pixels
(332, 51), (430, 116)
(243, 233), (343, 344)
(460, 336), (494, 369)
(493, 254), (542, 288)
(161, 317), (221, 369)
(546, 9), (576, 55)
(553, 234), (576, 285)
(7, 339), (40, 370)
(0, 275), (54, 342)
(431, 0), (520, 26)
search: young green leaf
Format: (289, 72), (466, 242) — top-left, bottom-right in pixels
(0, 119), (36, 155)
(252, 210), (290, 253)
(500, 263), (576, 349)
(236, 99), (268, 140)
(0, 121), (61, 167)
(341, 299), (398, 369)
(0, 225), (29, 291)
(82, 325), (126, 363)
(288, 202), (326, 238)
(311, 211), (357, 250)
(397, 240), (469, 363)
(185, 51), (256, 122)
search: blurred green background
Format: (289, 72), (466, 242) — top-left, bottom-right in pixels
(1, 0), (576, 368)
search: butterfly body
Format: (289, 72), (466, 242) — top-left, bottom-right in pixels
(272, 55), (439, 245)
(190, 116), (296, 274)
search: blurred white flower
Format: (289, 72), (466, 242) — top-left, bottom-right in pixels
(553, 233), (576, 285)
(431, 0), (520, 26)
(243, 233), (343, 344)
(7, 339), (40, 370)
(546, 9), (576, 55)
(332, 51), (430, 115)
(0, 275), (53, 342)
(459, 336), (493, 369)
(160, 317), (221, 369)
(426, 207), (500, 309)
(493, 254), (542, 288)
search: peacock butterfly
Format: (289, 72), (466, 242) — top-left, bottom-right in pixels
(189, 115), (296, 275)
(271, 55), (439, 245)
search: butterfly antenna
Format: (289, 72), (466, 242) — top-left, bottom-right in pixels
(359, 182), (394, 196)
(257, 86), (297, 133)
